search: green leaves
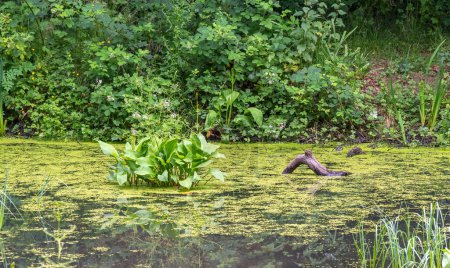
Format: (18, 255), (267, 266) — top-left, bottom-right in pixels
(245, 107), (263, 127)
(116, 171), (128, 186)
(157, 170), (169, 182)
(178, 177), (192, 189)
(99, 134), (225, 189)
(209, 169), (225, 182)
(205, 110), (218, 130)
(98, 141), (119, 158)
(223, 90), (240, 107)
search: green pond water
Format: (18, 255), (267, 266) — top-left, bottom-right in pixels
(0, 138), (449, 267)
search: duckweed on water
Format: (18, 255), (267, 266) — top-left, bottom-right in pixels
(0, 138), (449, 266)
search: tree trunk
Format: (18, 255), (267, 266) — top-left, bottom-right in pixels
(282, 150), (351, 176)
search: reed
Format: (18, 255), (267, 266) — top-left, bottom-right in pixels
(429, 68), (447, 131)
(419, 40), (448, 131)
(355, 203), (448, 268)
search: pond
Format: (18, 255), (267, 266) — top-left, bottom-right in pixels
(0, 138), (449, 267)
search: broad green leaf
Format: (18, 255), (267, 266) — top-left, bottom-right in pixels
(209, 168), (225, 182)
(125, 142), (132, 151)
(197, 133), (219, 154)
(205, 110), (218, 130)
(179, 177), (193, 189)
(125, 160), (139, 172)
(124, 149), (137, 160)
(192, 172), (202, 182)
(190, 134), (202, 149)
(99, 141), (119, 158)
(136, 137), (150, 153)
(117, 171), (128, 186)
(135, 165), (151, 176)
(163, 139), (178, 160)
(136, 157), (151, 167)
(157, 170), (168, 182)
(224, 91), (240, 106)
(193, 159), (213, 169)
(233, 114), (251, 127)
(245, 107), (263, 126)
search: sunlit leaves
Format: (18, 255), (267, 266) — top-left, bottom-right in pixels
(98, 141), (119, 158)
(99, 134), (225, 189)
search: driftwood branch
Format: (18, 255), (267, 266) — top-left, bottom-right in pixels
(282, 150), (351, 176)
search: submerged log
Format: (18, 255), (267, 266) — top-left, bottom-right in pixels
(282, 150), (351, 176)
(347, 147), (365, 157)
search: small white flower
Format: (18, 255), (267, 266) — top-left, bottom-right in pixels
(131, 128), (138, 136)
(132, 112), (141, 119)
(163, 100), (171, 107)
(170, 113), (177, 118)
(370, 110), (378, 119)
(142, 114), (149, 120)
(107, 95), (115, 102)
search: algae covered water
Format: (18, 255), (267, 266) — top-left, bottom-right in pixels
(0, 138), (449, 267)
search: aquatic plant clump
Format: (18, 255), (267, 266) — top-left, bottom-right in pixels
(355, 203), (449, 268)
(99, 134), (226, 189)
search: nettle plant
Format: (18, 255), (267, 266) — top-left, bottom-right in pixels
(99, 134), (225, 189)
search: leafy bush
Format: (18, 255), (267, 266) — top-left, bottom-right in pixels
(183, 0), (357, 140)
(0, 0), (446, 143)
(99, 134), (225, 189)
(0, 0), (188, 140)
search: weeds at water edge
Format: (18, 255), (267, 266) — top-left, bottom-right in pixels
(355, 203), (449, 268)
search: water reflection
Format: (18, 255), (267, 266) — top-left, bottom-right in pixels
(89, 198), (357, 267)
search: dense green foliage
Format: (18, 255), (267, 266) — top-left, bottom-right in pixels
(0, 0), (448, 143)
(99, 133), (225, 189)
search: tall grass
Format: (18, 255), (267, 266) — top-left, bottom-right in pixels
(429, 68), (447, 131)
(355, 203), (449, 268)
(419, 40), (448, 131)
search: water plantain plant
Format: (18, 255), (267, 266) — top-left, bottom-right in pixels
(99, 134), (225, 189)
